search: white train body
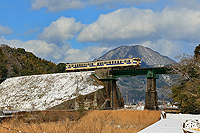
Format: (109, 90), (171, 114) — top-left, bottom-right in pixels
(66, 58), (141, 71)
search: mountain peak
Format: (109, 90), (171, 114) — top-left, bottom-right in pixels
(98, 45), (175, 66)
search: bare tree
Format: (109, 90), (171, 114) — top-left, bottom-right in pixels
(171, 44), (200, 114)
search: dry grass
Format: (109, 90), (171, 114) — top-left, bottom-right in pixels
(0, 110), (160, 133)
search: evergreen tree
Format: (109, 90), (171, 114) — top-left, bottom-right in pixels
(56, 63), (66, 73)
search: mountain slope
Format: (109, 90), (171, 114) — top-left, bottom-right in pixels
(98, 45), (175, 66)
(98, 45), (176, 103)
(0, 44), (65, 79)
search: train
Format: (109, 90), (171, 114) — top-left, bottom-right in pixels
(66, 58), (141, 71)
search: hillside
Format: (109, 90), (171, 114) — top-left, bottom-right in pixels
(98, 45), (176, 103)
(0, 71), (104, 110)
(0, 44), (65, 79)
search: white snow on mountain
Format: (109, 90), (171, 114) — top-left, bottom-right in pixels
(0, 71), (104, 110)
(98, 45), (176, 66)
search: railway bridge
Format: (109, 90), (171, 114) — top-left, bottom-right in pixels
(93, 67), (171, 110)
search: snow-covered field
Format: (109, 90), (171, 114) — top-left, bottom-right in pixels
(139, 113), (200, 133)
(0, 71), (104, 110)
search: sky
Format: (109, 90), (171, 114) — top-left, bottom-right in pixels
(0, 0), (200, 63)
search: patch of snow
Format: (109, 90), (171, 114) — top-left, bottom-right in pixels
(139, 113), (200, 133)
(0, 71), (104, 110)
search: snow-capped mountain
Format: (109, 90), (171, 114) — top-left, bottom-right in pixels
(98, 45), (176, 66)
(0, 72), (103, 110)
(98, 45), (176, 103)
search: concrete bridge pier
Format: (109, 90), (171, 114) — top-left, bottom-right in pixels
(144, 70), (159, 110)
(93, 69), (124, 109)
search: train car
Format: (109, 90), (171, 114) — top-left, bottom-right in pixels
(66, 58), (141, 72)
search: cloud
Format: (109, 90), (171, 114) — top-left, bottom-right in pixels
(0, 36), (59, 59)
(31, 0), (157, 11)
(0, 25), (13, 35)
(64, 46), (111, 63)
(39, 17), (84, 44)
(140, 39), (183, 59)
(175, 0), (200, 11)
(24, 28), (40, 36)
(31, 0), (85, 11)
(0, 36), (110, 63)
(77, 7), (157, 44)
(90, 0), (157, 7)
(77, 7), (200, 44)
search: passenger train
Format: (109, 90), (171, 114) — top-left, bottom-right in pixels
(66, 58), (141, 71)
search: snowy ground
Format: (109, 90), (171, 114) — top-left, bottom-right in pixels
(0, 71), (104, 110)
(138, 113), (200, 133)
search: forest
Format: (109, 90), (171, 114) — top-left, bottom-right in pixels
(0, 44), (65, 79)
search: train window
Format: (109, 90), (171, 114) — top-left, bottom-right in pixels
(128, 60), (130, 62)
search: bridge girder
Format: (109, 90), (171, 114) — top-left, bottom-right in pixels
(111, 67), (170, 78)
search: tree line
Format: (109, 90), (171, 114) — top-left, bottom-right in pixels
(0, 44), (66, 79)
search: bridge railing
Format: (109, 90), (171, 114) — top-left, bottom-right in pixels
(140, 64), (173, 69)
